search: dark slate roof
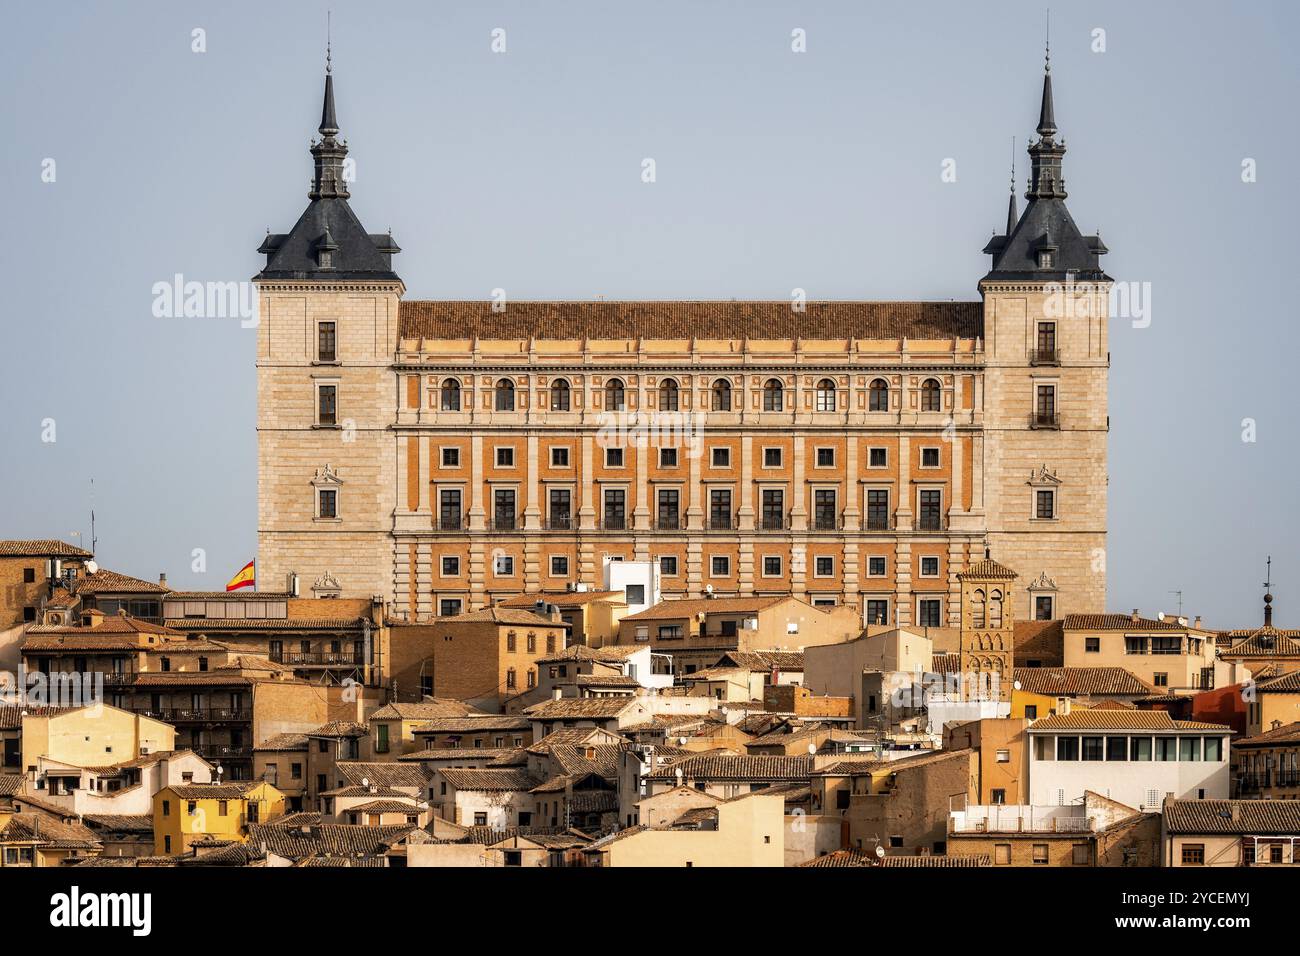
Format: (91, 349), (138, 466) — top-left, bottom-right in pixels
(257, 198), (400, 281)
(983, 198), (1109, 282)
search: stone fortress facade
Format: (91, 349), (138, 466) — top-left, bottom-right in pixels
(255, 53), (1109, 627)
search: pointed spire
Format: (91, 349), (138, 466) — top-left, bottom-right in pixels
(1006, 137), (1018, 234)
(1037, 16), (1056, 136)
(1264, 556), (1275, 628)
(1025, 19), (1067, 202)
(309, 19), (349, 201)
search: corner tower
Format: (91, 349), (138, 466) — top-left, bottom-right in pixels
(254, 52), (402, 602)
(979, 48), (1110, 621)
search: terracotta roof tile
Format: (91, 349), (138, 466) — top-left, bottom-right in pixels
(1164, 799), (1300, 834)
(957, 559), (1018, 581)
(1063, 614), (1193, 632)
(398, 300), (983, 342)
(369, 700), (478, 721)
(623, 595), (791, 622)
(647, 754), (813, 782)
(1012, 666), (1153, 698)
(1235, 721), (1300, 746)
(1028, 711), (1230, 732)
(437, 768), (544, 791)
(0, 540), (92, 558)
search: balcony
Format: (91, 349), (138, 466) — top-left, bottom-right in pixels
(864, 514), (893, 532)
(812, 512), (842, 531)
(136, 708), (252, 723)
(599, 516), (627, 531)
(435, 515), (464, 532)
(275, 652), (365, 667)
(655, 514), (682, 531)
(916, 515), (946, 532)
(1029, 412), (1060, 430)
(544, 515), (574, 531)
(1029, 348), (1061, 366)
(758, 512), (791, 532)
(488, 516), (519, 532)
(705, 513), (737, 531)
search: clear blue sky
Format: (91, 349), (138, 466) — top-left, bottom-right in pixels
(2, 0), (1295, 627)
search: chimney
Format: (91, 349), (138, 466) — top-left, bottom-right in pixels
(552, 687), (563, 701)
(1231, 803), (1240, 823)
(159, 573), (167, 587)
(1131, 609), (1140, 623)
(83, 609), (105, 629)
(1193, 615), (1202, 629)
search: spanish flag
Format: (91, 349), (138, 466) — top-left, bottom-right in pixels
(226, 560), (255, 592)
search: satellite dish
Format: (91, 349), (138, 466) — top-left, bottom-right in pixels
(1013, 680), (1022, 691)
(705, 584), (714, 594)
(874, 845), (886, 859)
(85, 560), (98, 575)
(678, 737), (687, 746)
(807, 744), (816, 755)
(1157, 612), (1165, 621)
(361, 777), (369, 788)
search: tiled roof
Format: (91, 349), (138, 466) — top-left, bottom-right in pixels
(1012, 666), (1153, 698)
(813, 749), (970, 777)
(523, 697), (639, 720)
(1220, 627), (1300, 659)
(295, 855), (387, 868)
(498, 591), (627, 608)
(167, 782), (261, 799)
(647, 754), (813, 782)
(933, 651), (961, 673)
(526, 728), (626, 752)
(25, 615), (180, 638)
(0, 539), (92, 558)
(436, 607), (562, 627)
(1063, 614), (1193, 632)
(535, 644), (639, 665)
(254, 733), (310, 751)
(369, 700), (477, 721)
(335, 762), (430, 789)
(165, 618), (366, 631)
(716, 650), (805, 671)
(623, 595), (789, 622)
(414, 716), (531, 734)
(321, 785), (412, 799)
(399, 748), (515, 763)
(1235, 721), (1300, 746)
(1257, 672), (1300, 693)
(1164, 799), (1300, 834)
(398, 300), (984, 342)
(438, 768), (544, 792)
(0, 812), (101, 849)
(82, 814), (154, 832)
(127, 672), (255, 687)
(547, 744), (623, 779)
(247, 823), (414, 860)
(575, 673), (640, 688)
(957, 558), (1018, 581)
(306, 721), (368, 738)
(347, 800), (421, 815)
(1013, 620), (1065, 666)
(1029, 711), (1230, 732)
(0, 774), (23, 797)
(77, 568), (170, 595)
(0, 705), (72, 730)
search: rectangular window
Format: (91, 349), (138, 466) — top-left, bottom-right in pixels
(917, 598), (941, 628)
(1085, 637), (1100, 653)
(658, 625), (684, 640)
(495, 446), (515, 468)
(1035, 384), (1057, 426)
(1156, 737), (1178, 761)
(1106, 736), (1128, 761)
(711, 556), (730, 577)
(318, 384), (337, 426)
(550, 446), (570, 468)
(865, 600), (889, 626)
(867, 556), (886, 577)
(1036, 489), (1055, 519)
(813, 489), (837, 530)
(606, 447), (624, 468)
(868, 447), (887, 468)
(603, 489), (626, 530)
(1035, 595), (1053, 621)
(814, 556), (834, 577)
(659, 555), (678, 576)
(657, 489), (680, 530)
(494, 554), (514, 576)
(919, 556), (939, 577)
(1056, 737), (1080, 761)
(763, 448), (782, 468)
(1179, 737), (1201, 762)
(317, 321), (337, 362)
(1153, 673), (1169, 687)
(763, 556), (782, 577)
(318, 488), (338, 519)
(659, 447), (678, 468)
(711, 447), (730, 468)
(918, 490), (942, 531)
(493, 489), (516, 529)
(1081, 736), (1104, 761)
(994, 844), (1011, 865)
(441, 556), (460, 576)
(761, 489), (785, 530)
(1204, 737), (1223, 762)
(441, 447), (460, 468)
(866, 489), (889, 530)
(439, 598), (462, 616)
(709, 489), (733, 529)
(439, 489), (462, 529)
(920, 447), (940, 468)
(815, 447), (835, 468)
(1037, 321), (1057, 359)
(1032, 844), (1049, 865)
(1181, 844), (1205, 866)
(548, 488), (572, 530)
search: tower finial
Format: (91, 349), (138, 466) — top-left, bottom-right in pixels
(1264, 555), (1275, 627)
(1045, 9), (1051, 74)
(326, 10), (332, 74)
(1005, 136), (1018, 234)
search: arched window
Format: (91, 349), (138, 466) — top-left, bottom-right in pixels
(604, 378), (626, 411)
(440, 379), (461, 411)
(869, 378), (889, 412)
(762, 379), (783, 412)
(658, 378), (679, 411)
(989, 589), (1003, 628)
(495, 378), (515, 411)
(815, 378), (837, 412)
(550, 379), (570, 411)
(920, 378), (941, 412)
(711, 379), (732, 412)
(971, 588), (986, 629)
